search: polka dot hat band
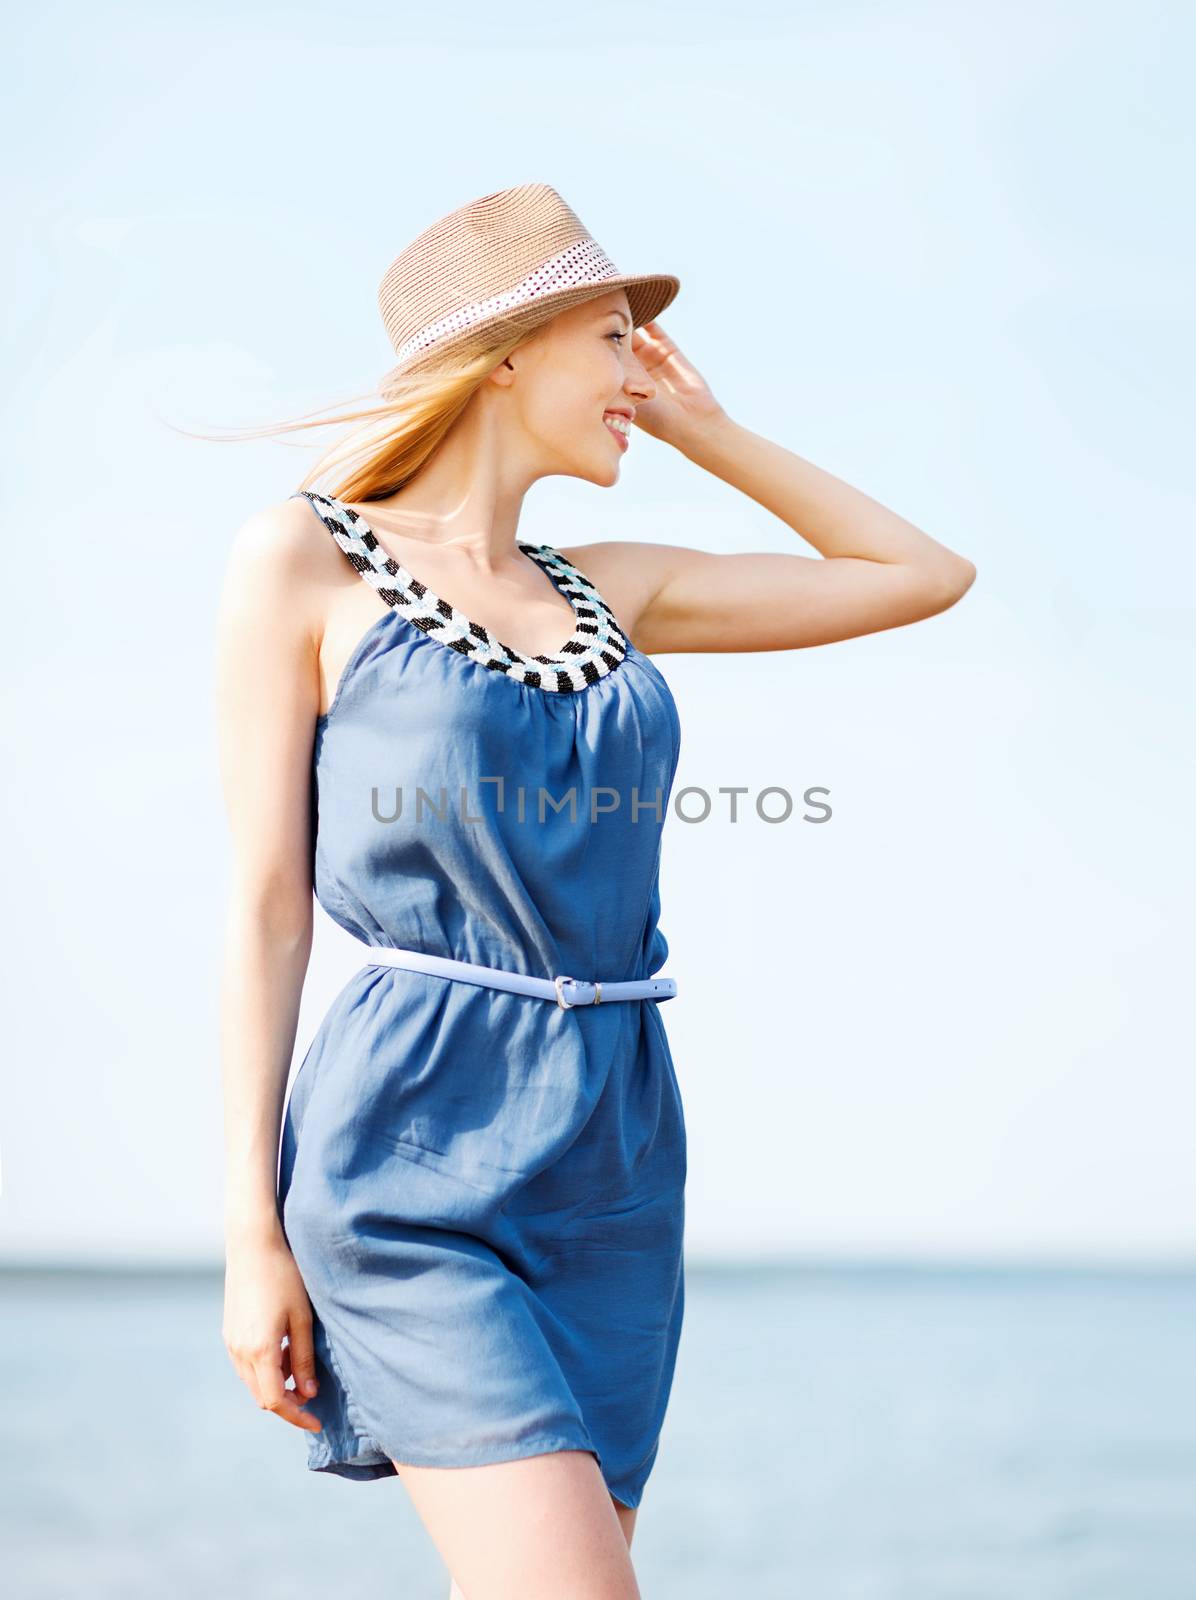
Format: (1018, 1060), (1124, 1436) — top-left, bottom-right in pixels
(375, 182), (681, 395)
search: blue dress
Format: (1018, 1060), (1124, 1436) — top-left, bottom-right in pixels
(276, 491), (687, 1509)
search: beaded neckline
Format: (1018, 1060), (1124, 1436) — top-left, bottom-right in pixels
(296, 491), (630, 694)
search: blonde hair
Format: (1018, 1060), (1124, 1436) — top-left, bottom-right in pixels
(165, 324), (539, 504)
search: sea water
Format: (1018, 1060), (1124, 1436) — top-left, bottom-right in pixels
(2, 1262), (1193, 1599)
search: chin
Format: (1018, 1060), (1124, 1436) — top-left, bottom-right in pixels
(568, 454), (620, 488)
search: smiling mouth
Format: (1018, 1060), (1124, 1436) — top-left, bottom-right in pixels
(603, 414), (631, 448)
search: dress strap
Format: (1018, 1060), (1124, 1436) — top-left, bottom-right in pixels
(290, 491), (388, 587)
(528, 542), (629, 655)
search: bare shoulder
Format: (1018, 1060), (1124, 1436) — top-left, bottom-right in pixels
(550, 538), (713, 650)
(224, 493), (333, 586)
(221, 493), (357, 632)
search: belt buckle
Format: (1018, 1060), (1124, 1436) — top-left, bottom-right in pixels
(553, 974), (602, 1008)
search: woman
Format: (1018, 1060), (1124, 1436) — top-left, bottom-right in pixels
(217, 183), (975, 1600)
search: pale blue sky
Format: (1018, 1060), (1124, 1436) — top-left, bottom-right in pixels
(2, 0), (1192, 1264)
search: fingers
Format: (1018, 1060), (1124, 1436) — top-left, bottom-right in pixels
(254, 1347), (324, 1433)
(223, 1251), (325, 1436)
(286, 1309), (321, 1403)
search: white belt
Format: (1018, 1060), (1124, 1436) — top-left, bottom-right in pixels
(355, 942), (677, 1009)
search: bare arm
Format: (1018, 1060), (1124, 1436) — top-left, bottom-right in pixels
(215, 498), (327, 1435)
(610, 322), (977, 655)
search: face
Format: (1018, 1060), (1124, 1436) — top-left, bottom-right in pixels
(490, 289), (656, 486)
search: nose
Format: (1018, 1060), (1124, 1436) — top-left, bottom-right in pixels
(623, 346), (656, 403)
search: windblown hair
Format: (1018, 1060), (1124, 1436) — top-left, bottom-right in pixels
(164, 323), (541, 505)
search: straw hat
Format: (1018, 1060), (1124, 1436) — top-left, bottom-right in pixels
(376, 182), (680, 395)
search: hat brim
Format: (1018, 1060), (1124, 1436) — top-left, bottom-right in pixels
(378, 271), (681, 395)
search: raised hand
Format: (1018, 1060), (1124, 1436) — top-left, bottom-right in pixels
(630, 320), (728, 446)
